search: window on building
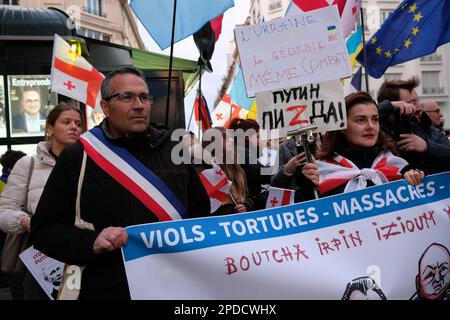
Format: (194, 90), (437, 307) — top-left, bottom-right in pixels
(380, 9), (393, 24)
(10, 144), (38, 157)
(86, 0), (103, 17)
(2, 0), (18, 4)
(422, 71), (442, 94)
(361, 9), (370, 31)
(103, 34), (111, 42)
(79, 27), (101, 40)
(384, 73), (402, 81)
(268, 0), (282, 11)
(420, 53), (442, 62)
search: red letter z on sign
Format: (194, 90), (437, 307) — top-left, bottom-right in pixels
(287, 105), (308, 126)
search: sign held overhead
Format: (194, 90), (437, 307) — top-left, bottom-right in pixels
(235, 6), (352, 96)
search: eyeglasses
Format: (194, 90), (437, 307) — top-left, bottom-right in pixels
(425, 109), (441, 114)
(103, 92), (154, 104)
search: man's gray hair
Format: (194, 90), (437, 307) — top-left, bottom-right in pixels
(100, 67), (147, 99)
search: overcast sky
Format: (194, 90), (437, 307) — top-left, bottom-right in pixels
(134, 0), (251, 132)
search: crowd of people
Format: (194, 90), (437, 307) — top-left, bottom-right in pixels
(0, 67), (448, 300)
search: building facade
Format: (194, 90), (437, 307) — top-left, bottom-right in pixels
(17, 0), (145, 49)
(0, 1), (145, 158)
(362, 0), (449, 130)
(218, 0), (449, 130)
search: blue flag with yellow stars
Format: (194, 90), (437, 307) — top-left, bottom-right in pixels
(357, 0), (450, 78)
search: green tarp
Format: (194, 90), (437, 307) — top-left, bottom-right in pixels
(130, 47), (200, 96)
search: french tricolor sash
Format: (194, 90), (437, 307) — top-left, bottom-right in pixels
(317, 151), (408, 194)
(79, 127), (187, 221)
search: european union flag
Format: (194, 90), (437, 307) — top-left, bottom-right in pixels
(357, 0), (450, 78)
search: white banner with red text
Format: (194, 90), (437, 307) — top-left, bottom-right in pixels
(122, 172), (450, 300)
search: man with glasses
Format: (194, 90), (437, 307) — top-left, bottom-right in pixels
(376, 77), (450, 174)
(30, 67), (210, 299)
(12, 87), (46, 133)
(421, 100), (445, 130)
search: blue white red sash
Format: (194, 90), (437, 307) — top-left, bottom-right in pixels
(79, 127), (187, 221)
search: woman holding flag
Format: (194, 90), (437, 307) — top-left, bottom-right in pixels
(302, 92), (425, 197)
(199, 127), (253, 215)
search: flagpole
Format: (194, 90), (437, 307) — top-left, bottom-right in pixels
(197, 64), (203, 139)
(228, 96), (232, 128)
(228, 190), (238, 207)
(360, 7), (370, 92)
(187, 90), (195, 131)
(165, 0), (178, 127)
(46, 87), (52, 108)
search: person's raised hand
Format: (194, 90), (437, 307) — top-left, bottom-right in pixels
(284, 153), (307, 175)
(391, 101), (417, 116)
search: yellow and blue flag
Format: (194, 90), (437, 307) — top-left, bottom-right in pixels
(346, 26), (363, 70)
(357, 0), (450, 78)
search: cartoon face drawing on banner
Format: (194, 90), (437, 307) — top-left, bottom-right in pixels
(341, 276), (387, 300)
(411, 243), (450, 300)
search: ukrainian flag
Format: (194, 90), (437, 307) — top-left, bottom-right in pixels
(347, 27), (363, 70)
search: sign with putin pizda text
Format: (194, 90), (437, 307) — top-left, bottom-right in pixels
(122, 172), (450, 300)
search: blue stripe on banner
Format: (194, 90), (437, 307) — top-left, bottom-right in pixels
(89, 127), (187, 218)
(123, 172), (450, 262)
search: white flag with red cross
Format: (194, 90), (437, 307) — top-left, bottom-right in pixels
(288, 0), (361, 38)
(211, 93), (249, 128)
(50, 34), (105, 109)
(199, 162), (233, 213)
(265, 187), (295, 208)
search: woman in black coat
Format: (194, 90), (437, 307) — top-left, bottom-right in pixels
(303, 92), (425, 197)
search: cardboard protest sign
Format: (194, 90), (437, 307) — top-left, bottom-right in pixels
(20, 246), (64, 300)
(235, 6), (352, 96)
(122, 172), (450, 300)
(256, 80), (346, 138)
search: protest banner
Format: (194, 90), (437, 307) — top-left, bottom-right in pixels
(256, 79), (346, 137)
(122, 172), (450, 300)
(20, 246), (64, 300)
(234, 6), (352, 96)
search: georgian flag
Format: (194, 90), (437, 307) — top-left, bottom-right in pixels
(265, 187), (295, 208)
(50, 34), (104, 109)
(288, 0), (361, 38)
(199, 162), (233, 213)
(317, 151), (408, 194)
(211, 93), (249, 128)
